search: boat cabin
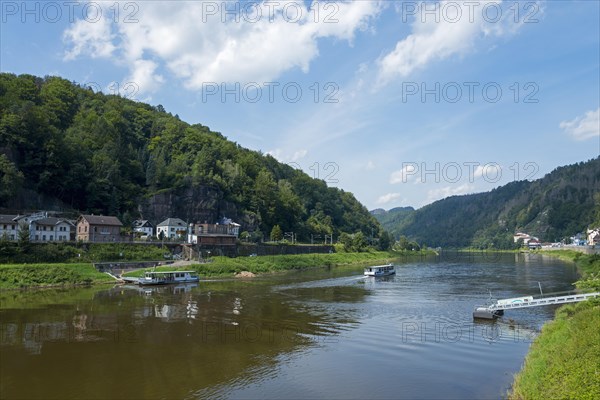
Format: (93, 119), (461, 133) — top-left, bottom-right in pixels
(139, 271), (200, 285)
(364, 264), (396, 277)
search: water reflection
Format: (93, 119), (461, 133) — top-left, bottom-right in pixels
(1, 280), (363, 399)
(0, 254), (579, 399)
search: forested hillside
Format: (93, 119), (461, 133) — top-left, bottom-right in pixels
(373, 158), (600, 248)
(0, 73), (380, 241)
(370, 207), (415, 239)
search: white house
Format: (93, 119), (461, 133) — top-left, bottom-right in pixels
(30, 217), (75, 242)
(513, 232), (538, 245)
(0, 215), (19, 240)
(587, 228), (599, 246)
(157, 218), (188, 240)
(132, 220), (154, 237)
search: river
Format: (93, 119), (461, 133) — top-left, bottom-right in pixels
(0, 253), (578, 399)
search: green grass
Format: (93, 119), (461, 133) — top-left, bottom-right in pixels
(510, 252), (600, 399)
(196, 251), (397, 276)
(0, 263), (113, 289)
(124, 250), (430, 278)
(510, 299), (600, 399)
(0, 242), (173, 264)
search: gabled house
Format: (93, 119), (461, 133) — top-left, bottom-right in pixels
(132, 220), (154, 237)
(513, 232), (538, 245)
(0, 215), (19, 240)
(30, 217), (74, 242)
(77, 215), (123, 242)
(156, 218), (188, 240)
(586, 228), (599, 246)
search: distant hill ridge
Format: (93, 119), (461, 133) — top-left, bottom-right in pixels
(372, 157), (600, 248)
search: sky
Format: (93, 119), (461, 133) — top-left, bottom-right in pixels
(1, 0), (599, 210)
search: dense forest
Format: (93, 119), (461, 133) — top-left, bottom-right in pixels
(373, 158), (600, 248)
(0, 73), (381, 242)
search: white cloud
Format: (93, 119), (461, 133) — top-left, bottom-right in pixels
(267, 148), (308, 163)
(390, 164), (418, 184)
(291, 149), (308, 161)
(125, 59), (165, 96)
(473, 163), (502, 180)
(560, 108), (600, 141)
(62, 17), (115, 60)
(266, 148), (284, 161)
(376, 0), (527, 85)
(63, 1), (382, 94)
(377, 193), (404, 205)
(426, 183), (474, 203)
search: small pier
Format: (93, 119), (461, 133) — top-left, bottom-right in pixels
(473, 291), (600, 320)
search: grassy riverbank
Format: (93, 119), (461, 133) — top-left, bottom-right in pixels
(0, 263), (112, 289)
(195, 250), (419, 276)
(124, 250), (431, 278)
(510, 251), (600, 399)
(0, 250), (432, 288)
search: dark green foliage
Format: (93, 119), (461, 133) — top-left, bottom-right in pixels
(371, 207), (414, 238)
(0, 242), (168, 264)
(373, 158), (600, 248)
(0, 73), (380, 241)
(270, 225), (283, 241)
(339, 231), (369, 252)
(377, 231), (392, 251)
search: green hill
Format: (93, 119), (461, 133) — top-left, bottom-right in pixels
(0, 73), (380, 241)
(369, 207), (415, 239)
(372, 158), (600, 248)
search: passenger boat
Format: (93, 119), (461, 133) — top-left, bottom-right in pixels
(364, 264), (395, 277)
(138, 271), (200, 286)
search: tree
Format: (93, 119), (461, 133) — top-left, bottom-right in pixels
(17, 225), (30, 252)
(397, 236), (409, 250)
(270, 225), (283, 242)
(378, 231), (392, 251)
(592, 192), (600, 227)
(352, 231), (367, 252)
(338, 231), (368, 252)
(240, 231), (250, 242)
(0, 154), (24, 205)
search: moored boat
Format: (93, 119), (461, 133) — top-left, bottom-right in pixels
(138, 271), (200, 286)
(364, 264), (395, 277)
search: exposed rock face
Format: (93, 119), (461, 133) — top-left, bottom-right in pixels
(5, 188), (72, 213)
(140, 184), (241, 226)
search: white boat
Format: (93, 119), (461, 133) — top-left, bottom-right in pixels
(364, 264), (395, 277)
(138, 271), (200, 286)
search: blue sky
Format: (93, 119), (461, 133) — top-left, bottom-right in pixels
(2, 0), (599, 210)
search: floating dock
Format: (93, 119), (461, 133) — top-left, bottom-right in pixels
(473, 291), (599, 320)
